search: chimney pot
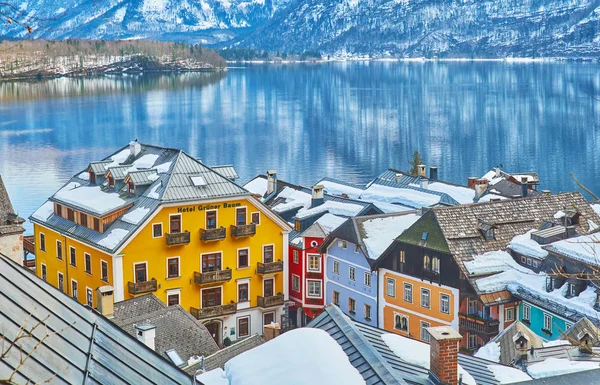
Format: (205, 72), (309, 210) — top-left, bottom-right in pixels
(429, 166), (438, 181)
(427, 326), (462, 385)
(95, 285), (114, 319)
(311, 184), (325, 208)
(395, 173), (404, 184)
(418, 165), (426, 178)
(266, 170), (277, 196)
(474, 179), (489, 200)
(542, 190), (551, 196)
(420, 178), (429, 189)
(521, 182), (528, 198)
(135, 324), (156, 351)
(467, 177), (477, 189)
(129, 140), (141, 158)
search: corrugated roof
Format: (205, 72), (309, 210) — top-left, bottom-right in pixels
(127, 169), (158, 186)
(210, 165), (240, 180)
(0, 253), (193, 385)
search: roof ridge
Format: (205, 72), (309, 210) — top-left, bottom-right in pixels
(160, 150), (183, 202)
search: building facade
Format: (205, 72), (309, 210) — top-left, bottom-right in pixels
(0, 175), (25, 264)
(31, 142), (291, 347)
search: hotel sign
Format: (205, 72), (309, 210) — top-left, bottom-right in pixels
(177, 202), (241, 213)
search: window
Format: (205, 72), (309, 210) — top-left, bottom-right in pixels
(101, 260), (108, 282)
(134, 263), (147, 283)
(468, 333), (478, 349)
(338, 240), (347, 249)
(167, 257), (179, 278)
(71, 280), (78, 299)
(308, 254), (320, 272)
(348, 298), (356, 315)
(41, 264), (47, 281)
(168, 293), (180, 306)
(86, 288), (93, 307)
(69, 247), (76, 267)
(333, 260), (339, 275)
(56, 241), (63, 260)
(108, 176), (115, 188)
(238, 283), (249, 302)
(421, 288), (430, 309)
(307, 280), (322, 297)
(423, 255), (430, 270)
(293, 249), (299, 264)
(349, 266), (356, 281)
(67, 208), (75, 222)
(527, 258), (532, 266)
(333, 291), (340, 306)
(565, 322), (574, 330)
(251, 212), (260, 225)
(84, 253), (92, 274)
(202, 252), (222, 272)
(404, 283), (413, 303)
(440, 293), (450, 314)
(533, 260), (539, 268)
(432, 257), (440, 273)
(523, 304), (531, 321)
(263, 245), (274, 263)
(236, 207), (247, 226)
(58, 272), (64, 292)
(354, 244), (360, 253)
(39, 233), (46, 252)
(292, 275), (300, 292)
(364, 304), (372, 320)
(399, 250), (405, 264)
(264, 279), (274, 297)
(543, 313), (552, 332)
(505, 307), (515, 321)
(80, 213), (88, 228)
(263, 312), (275, 326)
(310, 240), (319, 248)
(295, 221), (301, 231)
(238, 249), (249, 268)
(93, 218), (100, 232)
(206, 211), (217, 229)
(202, 287), (222, 308)
(468, 298), (478, 315)
(521, 256), (527, 263)
(364, 272), (371, 287)
(169, 214), (182, 233)
(152, 223), (163, 238)
(55, 204), (62, 217)
(237, 317), (250, 338)
(386, 278), (396, 297)
(395, 314), (408, 332)
(421, 321), (431, 342)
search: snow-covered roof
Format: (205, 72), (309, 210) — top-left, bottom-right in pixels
(357, 213), (420, 260)
(545, 234), (600, 267)
(464, 250), (529, 277)
(508, 230), (549, 260)
(244, 177), (269, 196)
(527, 358), (599, 379)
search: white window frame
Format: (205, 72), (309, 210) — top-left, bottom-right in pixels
(440, 293), (450, 314)
(167, 291), (181, 306)
(39, 232), (46, 252)
(521, 256), (527, 263)
(333, 260), (340, 275)
(235, 206), (248, 226)
(310, 240), (319, 248)
(338, 240), (348, 249)
(101, 259), (109, 282)
(71, 279), (78, 299)
(169, 213), (183, 233)
(86, 287), (93, 307)
(565, 322), (574, 330)
(292, 274), (300, 292)
(58, 272), (64, 292)
(523, 304), (531, 321)
(166, 256), (180, 279)
(205, 209), (219, 229)
(69, 246), (76, 267)
(404, 283), (413, 303)
(364, 304), (372, 320)
(152, 222), (163, 238)
(40, 263), (47, 281)
(386, 278), (396, 297)
(56, 240), (62, 260)
(133, 261), (148, 283)
(432, 257), (440, 273)
(532, 260), (539, 268)
(237, 315), (250, 338)
(348, 297), (356, 314)
(262, 244), (275, 263)
(468, 333), (478, 349)
(527, 258), (532, 266)
(505, 307), (515, 321)
(236, 279), (250, 304)
(293, 249), (299, 264)
(543, 313), (552, 331)
(364, 272), (371, 287)
(307, 254), (321, 272)
(354, 244), (360, 253)
(237, 248), (250, 269)
(421, 321), (431, 342)
(251, 211), (261, 225)
(84, 252), (92, 274)
(263, 311), (276, 328)
(306, 279), (322, 298)
(421, 288), (430, 309)
(394, 313), (409, 332)
(349, 266), (356, 281)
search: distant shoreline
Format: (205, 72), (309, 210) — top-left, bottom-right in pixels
(227, 57), (600, 65)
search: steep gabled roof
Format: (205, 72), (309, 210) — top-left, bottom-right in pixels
(562, 317), (600, 346)
(484, 320), (545, 366)
(0, 253), (193, 385)
(0, 175), (25, 235)
(300, 221), (328, 239)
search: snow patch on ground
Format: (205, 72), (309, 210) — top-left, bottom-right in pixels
(527, 357), (599, 379)
(487, 364), (531, 383)
(361, 214), (420, 259)
(31, 201), (54, 221)
(122, 207), (150, 224)
(474, 341), (500, 363)
(98, 228), (129, 249)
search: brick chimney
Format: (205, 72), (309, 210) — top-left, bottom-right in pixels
(267, 170), (277, 195)
(96, 285), (114, 319)
(427, 326), (462, 385)
(467, 177), (477, 189)
(311, 184), (325, 208)
(263, 322), (281, 342)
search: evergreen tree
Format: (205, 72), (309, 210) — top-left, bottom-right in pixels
(408, 150), (424, 175)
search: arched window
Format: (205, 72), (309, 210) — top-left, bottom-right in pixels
(432, 257), (440, 273)
(395, 314), (408, 332)
(423, 255), (430, 270)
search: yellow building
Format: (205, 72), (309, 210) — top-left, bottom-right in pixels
(31, 142), (291, 346)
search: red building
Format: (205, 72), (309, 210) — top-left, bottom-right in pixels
(289, 222), (329, 327)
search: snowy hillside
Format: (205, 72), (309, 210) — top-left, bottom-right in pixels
(2, 0), (600, 57)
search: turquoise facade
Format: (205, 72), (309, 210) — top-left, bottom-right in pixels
(518, 301), (572, 341)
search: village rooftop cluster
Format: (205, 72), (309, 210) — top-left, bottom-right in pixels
(2, 141), (600, 385)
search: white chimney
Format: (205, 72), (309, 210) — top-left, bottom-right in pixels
(129, 140), (141, 157)
(135, 324), (156, 350)
(267, 170), (277, 195)
(474, 178), (489, 200)
(420, 179), (429, 189)
(395, 173), (403, 184)
(418, 165), (426, 178)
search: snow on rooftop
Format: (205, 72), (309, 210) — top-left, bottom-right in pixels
(542, 340), (572, 348)
(410, 181), (476, 204)
(54, 184), (127, 215)
(361, 214), (420, 259)
(295, 200), (364, 220)
(464, 250), (530, 276)
(122, 207), (150, 225)
(133, 154), (159, 169)
(371, 201), (415, 213)
(487, 364), (531, 384)
(147, 184), (160, 199)
(97, 228), (129, 249)
(148, 173), (159, 182)
(554, 210), (566, 219)
(592, 204), (600, 217)
(315, 213), (347, 233)
(155, 161), (172, 174)
(482, 170), (504, 186)
(320, 180), (364, 199)
(78, 171), (90, 181)
(527, 357), (599, 379)
(508, 230), (548, 260)
(547, 234), (600, 267)
(31, 201), (55, 221)
(244, 177), (269, 196)
(361, 184), (440, 208)
(474, 341), (500, 363)
(381, 333), (475, 385)
(272, 187), (311, 213)
(224, 328), (365, 385)
(105, 148), (130, 169)
(196, 368), (228, 385)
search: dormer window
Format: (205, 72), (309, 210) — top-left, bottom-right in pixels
(67, 208), (75, 222)
(423, 255), (430, 270)
(108, 175), (115, 188)
(55, 204), (62, 217)
(90, 173), (96, 184)
(128, 181), (135, 195)
(477, 220), (495, 240)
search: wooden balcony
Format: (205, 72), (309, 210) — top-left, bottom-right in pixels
(200, 227), (226, 242)
(256, 261), (283, 275)
(194, 269), (232, 285)
(230, 223), (256, 238)
(166, 231), (191, 246)
(257, 294), (285, 308)
(190, 303), (237, 320)
(127, 279), (158, 295)
(459, 313), (499, 336)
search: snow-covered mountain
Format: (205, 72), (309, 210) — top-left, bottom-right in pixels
(4, 0), (600, 57)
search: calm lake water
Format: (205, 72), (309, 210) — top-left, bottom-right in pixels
(2, 62), (600, 233)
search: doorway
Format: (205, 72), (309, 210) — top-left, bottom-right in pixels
(204, 320), (221, 346)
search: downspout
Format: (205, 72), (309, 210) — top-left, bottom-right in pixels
(62, 233), (69, 295)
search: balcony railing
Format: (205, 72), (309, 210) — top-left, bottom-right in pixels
(459, 313), (499, 335)
(127, 279), (158, 295)
(194, 269), (232, 285)
(257, 294), (285, 308)
(190, 303), (237, 320)
(166, 231), (191, 246)
(256, 261), (283, 275)
(230, 223), (256, 238)
(200, 227), (226, 242)
(421, 267), (441, 284)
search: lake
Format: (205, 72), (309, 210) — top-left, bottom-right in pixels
(2, 61), (600, 233)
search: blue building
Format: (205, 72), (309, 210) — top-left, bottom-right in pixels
(321, 212), (420, 327)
